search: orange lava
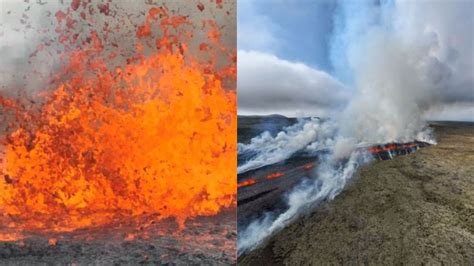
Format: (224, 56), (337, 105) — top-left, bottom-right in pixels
(368, 147), (384, 153)
(265, 172), (284, 180)
(302, 163), (316, 170)
(367, 143), (418, 153)
(48, 238), (57, 246)
(0, 2), (236, 240)
(237, 179), (257, 188)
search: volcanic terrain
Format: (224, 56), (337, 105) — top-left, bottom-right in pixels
(239, 121), (474, 264)
(0, 210), (236, 265)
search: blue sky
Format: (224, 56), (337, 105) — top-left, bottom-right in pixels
(238, 0), (337, 70)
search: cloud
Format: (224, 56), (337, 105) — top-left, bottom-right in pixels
(237, 0), (282, 53)
(238, 50), (350, 117)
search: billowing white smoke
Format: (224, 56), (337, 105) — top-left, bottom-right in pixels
(238, 149), (371, 254)
(238, 118), (337, 174)
(335, 0), (473, 145)
(238, 0), (470, 254)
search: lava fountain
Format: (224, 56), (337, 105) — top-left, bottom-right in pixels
(0, 0), (236, 244)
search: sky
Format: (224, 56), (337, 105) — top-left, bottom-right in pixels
(238, 0), (336, 70)
(237, 0), (474, 121)
(238, 0), (348, 117)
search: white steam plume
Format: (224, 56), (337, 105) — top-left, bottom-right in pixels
(336, 0), (473, 145)
(238, 118), (337, 174)
(238, 150), (371, 254)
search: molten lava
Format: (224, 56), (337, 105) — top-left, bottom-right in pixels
(237, 179), (257, 188)
(367, 142), (420, 153)
(302, 163), (316, 170)
(0, 3), (236, 241)
(265, 172), (285, 180)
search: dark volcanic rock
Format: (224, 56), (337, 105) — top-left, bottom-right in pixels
(0, 210), (236, 265)
(239, 122), (474, 265)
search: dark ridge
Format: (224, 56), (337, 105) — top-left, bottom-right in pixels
(238, 188), (278, 206)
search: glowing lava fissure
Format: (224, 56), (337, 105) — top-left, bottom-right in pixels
(0, 2), (236, 240)
(362, 141), (430, 160)
(265, 172), (284, 180)
(236, 141), (430, 189)
(237, 179), (257, 189)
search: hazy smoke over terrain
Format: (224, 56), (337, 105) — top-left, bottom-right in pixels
(238, 118), (338, 174)
(238, 0), (472, 254)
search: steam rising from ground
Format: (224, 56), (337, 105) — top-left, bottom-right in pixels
(335, 0), (473, 146)
(239, 151), (370, 253)
(238, 118), (337, 174)
(238, 0), (470, 254)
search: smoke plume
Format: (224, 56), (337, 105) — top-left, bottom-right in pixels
(335, 0), (473, 146)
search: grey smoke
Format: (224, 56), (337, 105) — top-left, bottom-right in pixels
(335, 0), (473, 144)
